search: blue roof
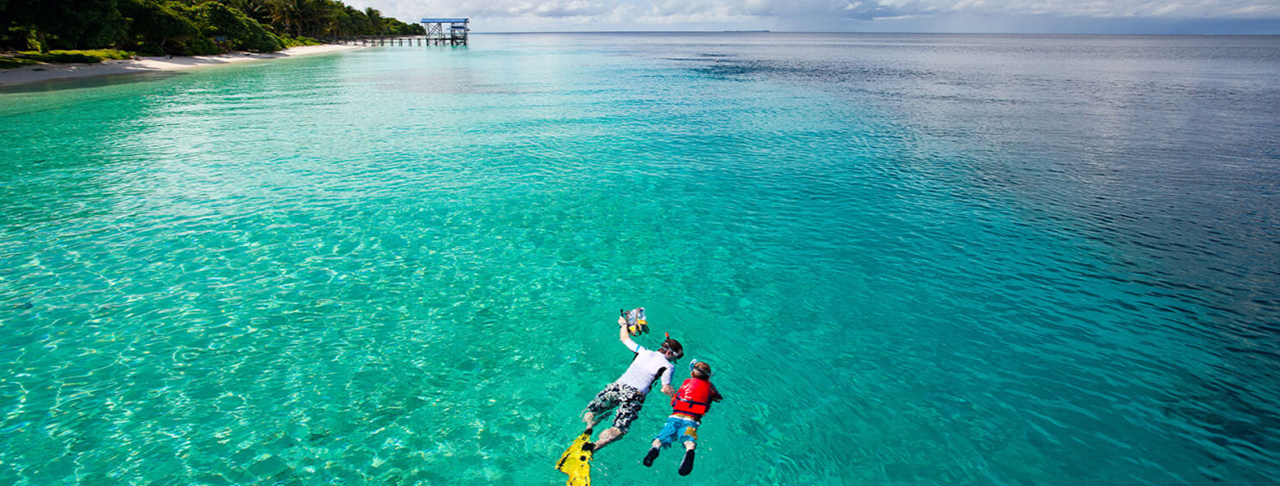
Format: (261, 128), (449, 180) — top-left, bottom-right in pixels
(420, 18), (468, 23)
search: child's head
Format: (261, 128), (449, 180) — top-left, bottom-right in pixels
(691, 360), (712, 380)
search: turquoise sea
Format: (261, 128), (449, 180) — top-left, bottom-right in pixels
(2, 33), (1279, 485)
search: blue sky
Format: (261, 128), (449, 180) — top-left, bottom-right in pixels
(348, 0), (1280, 34)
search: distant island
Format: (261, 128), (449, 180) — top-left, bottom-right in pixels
(0, 0), (423, 68)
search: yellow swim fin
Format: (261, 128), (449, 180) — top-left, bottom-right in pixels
(555, 431), (594, 486)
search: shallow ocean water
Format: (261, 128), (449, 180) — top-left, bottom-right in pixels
(1, 33), (1278, 485)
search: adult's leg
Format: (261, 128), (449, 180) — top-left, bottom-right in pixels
(581, 386), (620, 430)
(587, 384), (642, 452)
(593, 427), (625, 451)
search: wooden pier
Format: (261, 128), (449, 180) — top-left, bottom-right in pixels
(421, 18), (470, 46)
(329, 18), (469, 47)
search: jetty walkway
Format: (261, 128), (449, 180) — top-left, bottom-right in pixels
(327, 18), (470, 47)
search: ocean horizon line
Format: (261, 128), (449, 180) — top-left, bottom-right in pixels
(471, 30), (1279, 37)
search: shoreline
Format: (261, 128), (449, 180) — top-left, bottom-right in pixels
(0, 44), (362, 88)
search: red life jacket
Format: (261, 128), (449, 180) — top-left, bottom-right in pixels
(671, 377), (712, 419)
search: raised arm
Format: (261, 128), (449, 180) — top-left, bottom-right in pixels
(619, 315), (639, 351)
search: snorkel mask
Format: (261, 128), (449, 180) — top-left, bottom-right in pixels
(689, 359), (713, 377)
(659, 332), (683, 362)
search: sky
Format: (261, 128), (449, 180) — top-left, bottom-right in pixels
(344, 0), (1280, 34)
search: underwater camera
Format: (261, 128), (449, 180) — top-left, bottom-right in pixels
(621, 308), (649, 336)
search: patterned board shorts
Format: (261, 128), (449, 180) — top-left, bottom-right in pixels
(586, 383), (645, 434)
(654, 415), (700, 448)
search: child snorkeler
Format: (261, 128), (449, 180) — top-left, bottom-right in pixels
(642, 359), (723, 476)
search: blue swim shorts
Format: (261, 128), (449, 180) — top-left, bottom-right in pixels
(654, 416), (700, 448)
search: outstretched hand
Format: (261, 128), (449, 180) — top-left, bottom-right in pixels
(619, 315), (636, 345)
(710, 383), (724, 402)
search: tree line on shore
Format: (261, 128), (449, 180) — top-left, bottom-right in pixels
(0, 0), (425, 56)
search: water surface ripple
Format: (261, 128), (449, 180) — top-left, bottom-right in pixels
(1, 33), (1278, 485)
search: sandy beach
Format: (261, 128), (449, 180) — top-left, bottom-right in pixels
(0, 44), (361, 87)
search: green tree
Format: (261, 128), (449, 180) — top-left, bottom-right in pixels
(185, 1), (281, 52)
(268, 0), (332, 37)
(119, 0), (212, 54)
(363, 6), (383, 34)
(333, 5), (370, 36)
(383, 17), (423, 36)
(1, 0), (129, 50)
(226, 0), (271, 27)
(1, 0), (424, 53)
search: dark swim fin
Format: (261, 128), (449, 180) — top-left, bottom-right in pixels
(556, 431), (594, 486)
(643, 447), (660, 467)
(678, 449), (695, 476)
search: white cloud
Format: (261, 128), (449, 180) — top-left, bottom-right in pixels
(344, 0), (1280, 31)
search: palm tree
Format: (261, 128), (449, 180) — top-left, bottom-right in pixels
(364, 7), (384, 35)
(268, 0), (331, 37)
(228, 0), (273, 27)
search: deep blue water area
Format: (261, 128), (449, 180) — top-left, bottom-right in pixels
(1, 33), (1278, 485)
